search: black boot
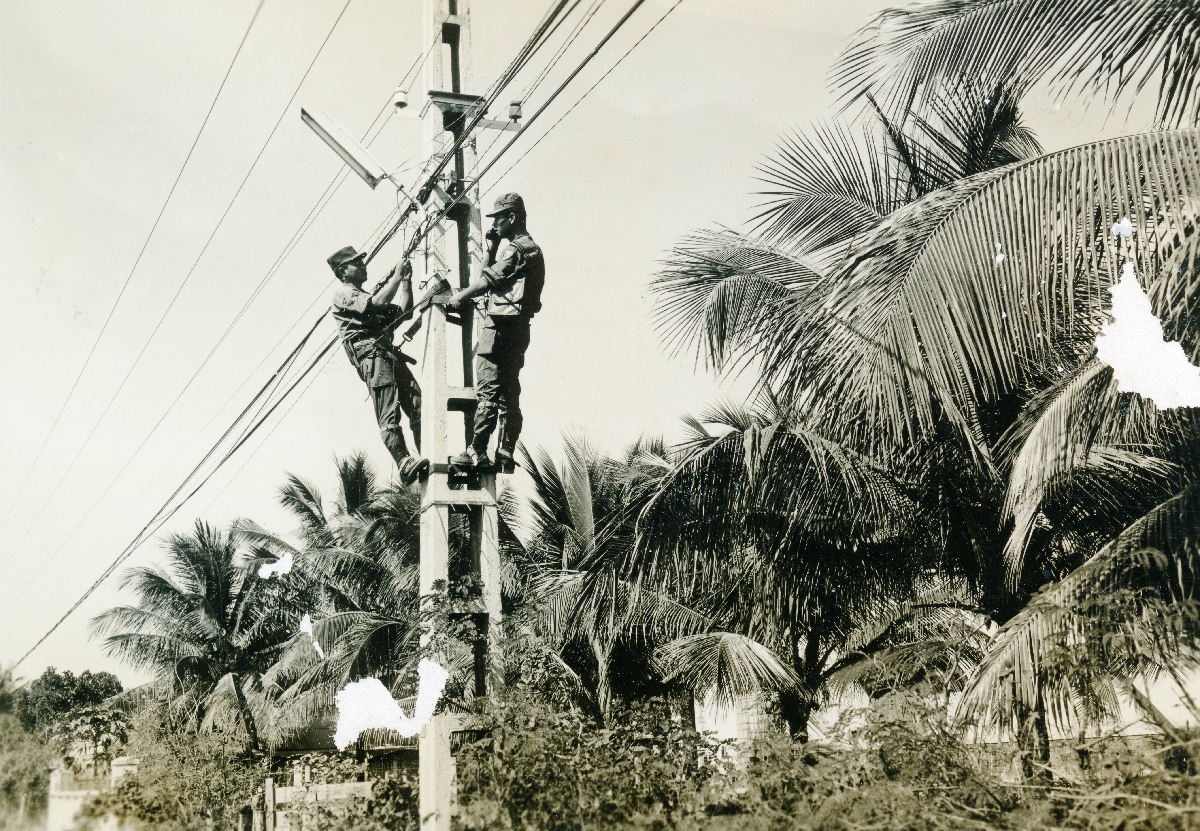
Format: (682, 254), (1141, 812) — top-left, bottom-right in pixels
(398, 456), (430, 485)
(495, 448), (518, 474)
(451, 447), (494, 472)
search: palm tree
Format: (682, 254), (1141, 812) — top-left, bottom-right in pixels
(649, 69), (1200, 750)
(90, 521), (298, 750)
(509, 433), (708, 722)
(231, 453), (431, 729)
(625, 401), (940, 739)
(961, 485), (1200, 752)
(830, 0), (1200, 128)
(660, 131), (1199, 451)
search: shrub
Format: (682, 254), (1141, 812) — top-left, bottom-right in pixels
(80, 705), (267, 831)
(0, 713), (55, 827)
(453, 692), (731, 830)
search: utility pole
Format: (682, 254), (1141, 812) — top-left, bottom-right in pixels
(414, 1), (501, 829)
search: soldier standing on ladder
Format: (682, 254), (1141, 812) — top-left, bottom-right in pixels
(445, 193), (545, 474)
(328, 245), (431, 485)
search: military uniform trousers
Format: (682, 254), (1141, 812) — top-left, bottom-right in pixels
(472, 317), (529, 456)
(354, 349), (422, 466)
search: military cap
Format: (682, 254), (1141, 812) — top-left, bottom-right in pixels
(327, 245), (365, 275)
(486, 192), (525, 217)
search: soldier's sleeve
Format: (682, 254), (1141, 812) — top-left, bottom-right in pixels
(332, 286), (371, 314)
(482, 243), (526, 292)
(380, 302), (412, 324)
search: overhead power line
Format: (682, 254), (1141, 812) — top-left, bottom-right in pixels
(4, 0), (357, 561)
(0, 0), (269, 539)
(11, 0), (648, 668)
(493, 0), (687, 185)
(515, 0), (604, 105)
(469, 0), (650, 186)
(3, 22), (437, 584)
(196, 348), (338, 517)
(474, 0), (606, 164)
(12, 311), (333, 670)
(400, 0), (657, 260)
(0, 92), (405, 583)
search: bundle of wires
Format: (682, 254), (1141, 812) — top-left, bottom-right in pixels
(13, 0), (684, 669)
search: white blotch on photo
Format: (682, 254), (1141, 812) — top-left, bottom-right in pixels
(257, 551), (293, 579)
(1095, 263), (1200, 409)
(299, 613), (324, 659)
(333, 659), (450, 750)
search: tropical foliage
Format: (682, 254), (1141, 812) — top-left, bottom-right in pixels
(67, 0), (1200, 827)
(12, 666), (122, 735)
(79, 703), (267, 831)
(831, 0), (1200, 127)
(89, 522), (301, 750)
(648, 43), (1200, 746)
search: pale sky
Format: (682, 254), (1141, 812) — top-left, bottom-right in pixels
(0, 0), (1162, 691)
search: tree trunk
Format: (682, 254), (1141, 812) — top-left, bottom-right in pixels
(231, 673), (260, 751)
(590, 634), (613, 724)
(778, 690), (813, 739)
(1015, 689), (1050, 783)
(780, 626), (823, 742)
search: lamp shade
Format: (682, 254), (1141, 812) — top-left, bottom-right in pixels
(300, 107), (388, 189)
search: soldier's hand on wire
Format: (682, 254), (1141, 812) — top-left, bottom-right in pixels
(397, 258), (413, 281)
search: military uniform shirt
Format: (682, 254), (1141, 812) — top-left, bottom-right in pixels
(331, 285), (407, 348)
(481, 231), (545, 319)
(331, 284), (409, 387)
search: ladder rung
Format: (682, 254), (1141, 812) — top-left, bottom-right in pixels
(431, 462), (479, 474)
(447, 386), (476, 411)
(422, 488), (496, 507)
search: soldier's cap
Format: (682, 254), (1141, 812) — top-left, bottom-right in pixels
(485, 192), (525, 217)
(327, 245), (366, 275)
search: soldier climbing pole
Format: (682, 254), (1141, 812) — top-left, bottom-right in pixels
(413, 1), (502, 829)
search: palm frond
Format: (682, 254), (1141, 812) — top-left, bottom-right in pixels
(561, 432), (598, 552)
(278, 473), (327, 539)
(334, 452), (377, 517)
(97, 633), (205, 676)
(231, 519), (303, 561)
(826, 627), (990, 702)
(960, 483), (1200, 735)
(831, 0), (1200, 128)
(650, 229), (823, 370)
(633, 422), (913, 593)
(999, 358), (1178, 585)
(903, 80), (1043, 181)
(261, 634), (323, 692)
(1004, 445), (1180, 588)
(751, 123), (904, 249)
(653, 632), (802, 709)
(1148, 215), (1200, 363)
(759, 131), (1200, 452)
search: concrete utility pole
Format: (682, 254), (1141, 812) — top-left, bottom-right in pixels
(414, 1), (501, 829)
